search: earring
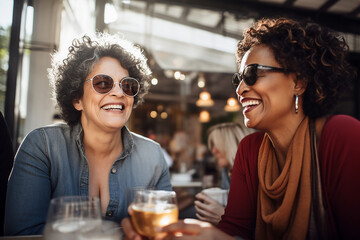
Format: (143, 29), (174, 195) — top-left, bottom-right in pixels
(295, 94), (299, 114)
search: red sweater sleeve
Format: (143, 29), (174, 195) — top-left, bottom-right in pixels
(318, 115), (360, 239)
(217, 132), (264, 239)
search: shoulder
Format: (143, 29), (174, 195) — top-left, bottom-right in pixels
(239, 131), (265, 150)
(235, 131), (264, 170)
(130, 131), (161, 148)
(321, 115), (360, 140)
(23, 123), (70, 141)
(319, 115), (360, 162)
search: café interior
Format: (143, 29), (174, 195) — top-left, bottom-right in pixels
(1, 0), (360, 233)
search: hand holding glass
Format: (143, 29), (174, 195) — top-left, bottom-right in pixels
(131, 190), (178, 239)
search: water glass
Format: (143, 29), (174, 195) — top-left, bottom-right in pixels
(43, 196), (102, 240)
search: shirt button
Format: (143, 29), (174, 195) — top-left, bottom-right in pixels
(111, 168), (117, 174)
(106, 210), (114, 217)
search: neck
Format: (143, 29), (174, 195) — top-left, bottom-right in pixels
(81, 123), (124, 164)
(266, 113), (306, 169)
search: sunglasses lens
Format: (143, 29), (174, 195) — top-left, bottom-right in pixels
(243, 65), (257, 86)
(121, 77), (140, 97)
(232, 73), (241, 89)
(92, 75), (114, 94)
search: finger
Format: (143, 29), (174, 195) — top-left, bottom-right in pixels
(195, 213), (209, 222)
(121, 218), (142, 240)
(128, 204), (133, 215)
(161, 219), (210, 234)
(196, 193), (217, 205)
(194, 202), (214, 216)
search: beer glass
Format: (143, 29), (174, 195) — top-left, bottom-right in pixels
(131, 190), (178, 239)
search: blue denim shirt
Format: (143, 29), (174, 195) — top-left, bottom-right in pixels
(4, 123), (172, 235)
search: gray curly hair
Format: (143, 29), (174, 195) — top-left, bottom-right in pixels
(48, 32), (152, 127)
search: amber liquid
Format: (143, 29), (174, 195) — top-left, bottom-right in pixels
(131, 203), (179, 238)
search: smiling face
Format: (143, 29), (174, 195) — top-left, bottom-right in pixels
(236, 44), (298, 131)
(73, 57), (134, 132)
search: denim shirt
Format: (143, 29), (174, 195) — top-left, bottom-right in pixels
(4, 123), (172, 235)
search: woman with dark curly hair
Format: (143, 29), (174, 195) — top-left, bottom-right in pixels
(122, 17), (360, 239)
(4, 33), (172, 235)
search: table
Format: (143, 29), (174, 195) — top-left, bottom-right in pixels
(171, 180), (202, 188)
(0, 236), (43, 240)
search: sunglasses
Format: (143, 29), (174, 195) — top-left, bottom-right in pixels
(85, 74), (140, 97)
(232, 64), (287, 88)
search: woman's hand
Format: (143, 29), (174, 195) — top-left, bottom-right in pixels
(121, 205), (144, 240)
(160, 219), (234, 240)
(121, 217), (144, 240)
(194, 192), (225, 225)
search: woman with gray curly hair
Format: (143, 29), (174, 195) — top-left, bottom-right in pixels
(4, 33), (171, 235)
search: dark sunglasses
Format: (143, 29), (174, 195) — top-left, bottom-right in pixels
(85, 74), (140, 97)
(232, 64), (287, 88)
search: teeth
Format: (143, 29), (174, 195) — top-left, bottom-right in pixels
(242, 100), (260, 108)
(103, 104), (124, 110)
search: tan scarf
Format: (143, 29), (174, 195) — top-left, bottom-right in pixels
(255, 117), (311, 240)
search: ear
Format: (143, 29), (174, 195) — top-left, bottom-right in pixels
(293, 75), (307, 96)
(73, 99), (83, 111)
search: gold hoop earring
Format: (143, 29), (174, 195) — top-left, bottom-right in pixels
(295, 94), (299, 114)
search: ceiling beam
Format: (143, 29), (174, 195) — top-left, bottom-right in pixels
(144, 0), (360, 35)
(319, 0), (339, 11)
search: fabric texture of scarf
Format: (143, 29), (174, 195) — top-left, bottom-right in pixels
(255, 117), (311, 240)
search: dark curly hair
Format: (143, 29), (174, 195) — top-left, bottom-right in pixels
(236, 17), (355, 118)
(48, 32), (152, 127)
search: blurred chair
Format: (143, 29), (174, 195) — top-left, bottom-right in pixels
(0, 111), (14, 236)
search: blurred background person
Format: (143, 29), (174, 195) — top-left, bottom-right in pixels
(4, 33), (171, 235)
(195, 122), (254, 225)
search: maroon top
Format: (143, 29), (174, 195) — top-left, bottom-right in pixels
(217, 115), (360, 239)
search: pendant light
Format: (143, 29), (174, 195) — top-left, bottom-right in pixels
(224, 97), (240, 112)
(196, 90), (214, 107)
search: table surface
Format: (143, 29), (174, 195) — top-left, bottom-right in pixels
(0, 235), (43, 240)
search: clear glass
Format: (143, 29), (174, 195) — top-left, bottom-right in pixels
(131, 190), (178, 239)
(43, 196), (102, 240)
(77, 220), (123, 240)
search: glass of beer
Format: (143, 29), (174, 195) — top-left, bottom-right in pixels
(131, 190), (178, 239)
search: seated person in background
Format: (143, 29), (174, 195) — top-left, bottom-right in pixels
(4, 33), (171, 235)
(195, 122), (253, 225)
(122, 17), (360, 240)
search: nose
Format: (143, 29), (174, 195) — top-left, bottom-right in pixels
(212, 146), (219, 154)
(110, 81), (125, 96)
(236, 78), (249, 97)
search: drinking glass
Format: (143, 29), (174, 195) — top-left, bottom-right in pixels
(43, 196), (102, 240)
(77, 220), (123, 240)
(131, 190), (178, 239)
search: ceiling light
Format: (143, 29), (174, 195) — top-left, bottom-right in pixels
(196, 90), (214, 107)
(224, 97), (240, 112)
(151, 78), (158, 85)
(199, 110), (210, 123)
(197, 73), (205, 88)
(160, 112), (168, 119)
(150, 111), (157, 118)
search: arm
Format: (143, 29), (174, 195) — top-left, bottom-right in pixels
(319, 115), (360, 238)
(217, 132), (263, 239)
(4, 129), (52, 235)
